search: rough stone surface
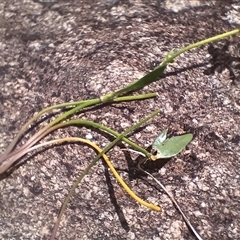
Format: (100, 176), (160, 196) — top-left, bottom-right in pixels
(0, 1), (240, 240)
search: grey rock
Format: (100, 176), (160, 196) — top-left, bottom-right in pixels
(0, 1), (240, 240)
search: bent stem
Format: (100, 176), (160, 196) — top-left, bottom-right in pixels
(0, 99), (98, 162)
(1, 27), (238, 237)
(0, 112), (156, 174)
(101, 29), (240, 101)
(2, 29), (238, 168)
(29, 137), (161, 211)
(2, 100), (89, 157)
(2, 28), (239, 162)
(54, 119), (153, 158)
(49, 110), (160, 239)
(0, 93), (156, 172)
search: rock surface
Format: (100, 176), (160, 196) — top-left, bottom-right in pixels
(0, 1), (240, 240)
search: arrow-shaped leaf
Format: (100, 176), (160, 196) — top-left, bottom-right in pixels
(152, 131), (193, 159)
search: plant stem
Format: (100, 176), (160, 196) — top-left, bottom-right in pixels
(101, 29), (240, 101)
(54, 119), (153, 158)
(49, 109), (160, 239)
(0, 93), (156, 170)
(2, 100), (88, 157)
(0, 115), (157, 174)
(164, 29), (240, 64)
(2, 29), (239, 160)
(28, 137), (160, 211)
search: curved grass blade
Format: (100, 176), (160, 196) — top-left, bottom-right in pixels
(28, 137), (160, 212)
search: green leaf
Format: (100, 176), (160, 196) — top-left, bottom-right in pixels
(152, 132), (193, 159)
(153, 129), (168, 145)
(103, 64), (167, 101)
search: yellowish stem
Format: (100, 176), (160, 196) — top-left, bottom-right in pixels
(30, 137), (161, 211)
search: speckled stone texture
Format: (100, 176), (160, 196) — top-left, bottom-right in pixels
(0, 1), (240, 240)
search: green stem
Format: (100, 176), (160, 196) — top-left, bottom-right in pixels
(165, 29), (240, 64)
(2, 100), (89, 157)
(1, 100), (95, 160)
(2, 29), (239, 158)
(0, 93), (156, 166)
(27, 137), (160, 211)
(101, 29), (240, 101)
(113, 93), (157, 102)
(49, 109), (160, 239)
(57, 119), (152, 158)
(1, 116), (155, 174)
(0, 100), (95, 169)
